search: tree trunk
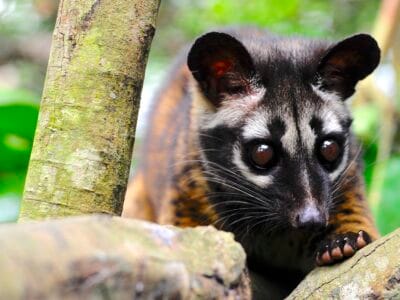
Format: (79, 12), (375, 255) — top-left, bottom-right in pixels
(20, 0), (160, 220)
(0, 215), (251, 299)
(287, 228), (400, 299)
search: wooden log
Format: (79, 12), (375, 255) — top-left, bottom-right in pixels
(0, 215), (251, 299)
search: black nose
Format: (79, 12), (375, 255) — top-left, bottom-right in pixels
(294, 205), (326, 230)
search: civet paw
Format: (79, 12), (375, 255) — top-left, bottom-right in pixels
(316, 230), (371, 266)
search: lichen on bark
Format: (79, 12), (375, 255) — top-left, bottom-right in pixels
(20, 0), (160, 219)
(0, 216), (251, 299)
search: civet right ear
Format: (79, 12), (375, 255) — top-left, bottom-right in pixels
(316, 34), (380, 99)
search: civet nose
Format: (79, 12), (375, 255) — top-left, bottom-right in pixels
(295, 204), (326, 230)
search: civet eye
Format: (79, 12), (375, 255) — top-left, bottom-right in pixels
(319, 139), (340, 163)
(250, 143), (275, 169)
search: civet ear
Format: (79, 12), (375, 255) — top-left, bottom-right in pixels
(187, 32), (256, 107)
(316, 34), (380, 99)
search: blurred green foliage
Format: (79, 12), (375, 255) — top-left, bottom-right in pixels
(150, 0), (380, 60)
(0, 88), (39, 222)
(377, 156), (400, 234)
(1, 0), (398, 235)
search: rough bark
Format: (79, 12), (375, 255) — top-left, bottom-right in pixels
(0, 215), (251, 299)
(287, 228), (400, 299)
(1, 215), (399, 299)
(20, 0), (160, 220)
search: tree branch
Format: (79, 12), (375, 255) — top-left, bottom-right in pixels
(0, 215), (251, 299)
(287, 228), (400, 299)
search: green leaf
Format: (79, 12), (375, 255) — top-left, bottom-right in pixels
(362, 142), (378, 191)
(0, 88), (38, 222)
(0, 171), (26, 195)
(376, 156), (400, 235)
(0, 89), (39, 172)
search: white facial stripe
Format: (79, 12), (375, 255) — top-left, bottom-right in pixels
(301, 169), (313, 200)
(232, 144), (273, 188)
(311, 83), (342, 103)
(242, 110), (270, 140)
(202, 104), (248, 129)
(298, 107), (316, 154)
(199, 86), (266, 130)
(300, 126), (316, 154)
(281, 115), (298, 157)
(311, 82), (352, 134)
(320, 108), (343, 133)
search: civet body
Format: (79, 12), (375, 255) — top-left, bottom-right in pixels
(123, 27), (380, 295)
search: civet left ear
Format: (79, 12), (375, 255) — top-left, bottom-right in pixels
(316, 34), (380, 99)
(187, 31), (257, 107)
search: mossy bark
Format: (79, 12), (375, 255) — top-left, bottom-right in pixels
(0, 216), (251, 299)
(20, 0), (160, 220)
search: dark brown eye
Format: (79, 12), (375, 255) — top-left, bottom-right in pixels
(320, 139), (340, 162)
(250, 144), (274, 168)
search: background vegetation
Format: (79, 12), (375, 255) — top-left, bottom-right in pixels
(1, 0), (398, 235)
